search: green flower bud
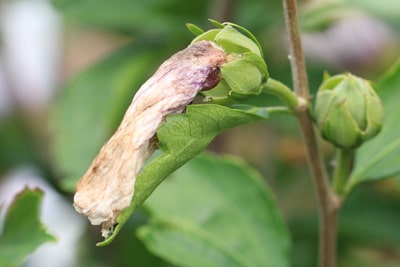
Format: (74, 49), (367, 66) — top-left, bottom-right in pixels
(314, 73), (383, 149)
(187, 21), (268, 102)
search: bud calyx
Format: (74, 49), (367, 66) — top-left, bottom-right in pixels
(188, 21), (268, 102)
(314, 73), (383, 149)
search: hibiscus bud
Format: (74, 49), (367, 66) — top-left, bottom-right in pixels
(314, 73), (383, 149)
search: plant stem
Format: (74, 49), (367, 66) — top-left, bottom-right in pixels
(296, 113), (339, 267)
(282, 0), (309, 97)
(265, 106), (293, 115)
(332, 149), (354, 195)
(262, 78), (298, 111)
(281, 0), (341, 266)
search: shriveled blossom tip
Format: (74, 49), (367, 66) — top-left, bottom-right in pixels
(73, 40), (227, 237)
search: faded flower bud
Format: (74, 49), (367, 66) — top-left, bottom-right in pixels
(314, 73), (383, 149)
(189, 21), (268, 101)
(73, 41), (226, 237)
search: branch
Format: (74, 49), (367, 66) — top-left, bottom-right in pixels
(281, 0), (341, 266)
(282, 0), (309, 97)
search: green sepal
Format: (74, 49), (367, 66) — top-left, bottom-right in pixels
(323, 100), (364, 148)
(191, 29), (220, 43)
(191, 22), (262, 57)
(186, 23), (204, 36)
(208, 19), (224, 28)
(205, 52), (268, 102)
(222, 21), (264, 58)
(214, 25), (262, 57)
(364, 87), (383, 140)
(221, 53), (265, 97)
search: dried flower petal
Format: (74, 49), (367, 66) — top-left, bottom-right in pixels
(73, 41), (227, 237)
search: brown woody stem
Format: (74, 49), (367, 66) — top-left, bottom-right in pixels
(282, 0), (341, 266)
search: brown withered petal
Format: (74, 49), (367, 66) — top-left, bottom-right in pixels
(73, 40), (227, 237)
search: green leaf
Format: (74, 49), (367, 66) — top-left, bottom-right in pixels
(0, 189), (56, 267)
(347, 58), (400, 191)
(51, 0), (212, 35)
(300, 0), (400, 31)
(97, 104), (267, 246)
(137, 153), (290, 267)
(300, 2), (350, 31)
(343, 0), (400, 23)
(50, 41), (164, 191)
(340, 186), (400, 247)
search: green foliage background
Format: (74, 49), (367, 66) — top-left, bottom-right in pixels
(1, 0), (400, 266)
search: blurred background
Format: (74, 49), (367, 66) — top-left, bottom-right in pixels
(0, 0), (399, 266)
